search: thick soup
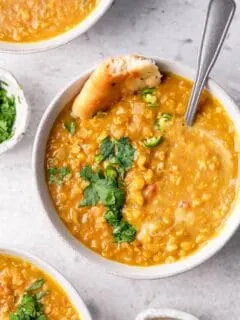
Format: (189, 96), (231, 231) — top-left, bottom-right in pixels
(0, 0), (97, 42)
(0, 254), (80, 319)
(46, 73), (239, 266)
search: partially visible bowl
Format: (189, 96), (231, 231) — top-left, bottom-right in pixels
(0, 247), (92, 320)
(0, 0), (113, 54)
(0, 68), (30, 156)
(32, 57), (240, 279)
(136, 308), (199, 320)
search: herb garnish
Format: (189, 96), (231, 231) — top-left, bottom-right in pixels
(48, 166), (71, 185)
(80, 136), (136, 243)
(9, 278), (48, 320)
(95, 136), (135, 179)
(0, 81), (16, 144)
(64, 120), (76, 135)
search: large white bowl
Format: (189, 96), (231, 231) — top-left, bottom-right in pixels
(32, 57), (240, 279)
(0, 0), (113, 53)
(0, 247), (92, 320)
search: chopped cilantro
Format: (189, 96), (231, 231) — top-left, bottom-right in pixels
(27, 279), (45, 291)
(79, 136), (136, 243)
(95, 136), (114, 163)
(64, 120), (76, 135)
(112, 221), (136, 243)
(95, 136), (135, 178)
(9, 279), (48, 320)
(104, 209), (121, 226)
(48, 166), (71, 185)
(0, 81), (16, 144)
(79, 168), (125, 209)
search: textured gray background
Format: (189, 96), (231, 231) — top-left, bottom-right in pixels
(0, 1), (240, 319)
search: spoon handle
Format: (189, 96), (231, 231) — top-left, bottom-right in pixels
(184, 0), (236, 126)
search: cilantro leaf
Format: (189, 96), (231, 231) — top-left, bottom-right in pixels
(112, 221), (136, 243)
(0, 81), (16, 144)
(80, 137), (136, 243)
(80, 184), (99, 206)
(95, 136), (114, 163)
(104, 209), (121, 226)
(48, 166), (71, 185)
(95, 136), (135, 178)
(64, 120), (76, 135)
(115, 137), (135, 171)
(9, 279), (48, 320)
(27, 279), (45, 291)
(80, 165), (104, 182)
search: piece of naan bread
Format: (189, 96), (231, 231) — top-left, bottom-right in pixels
(72, 55), (162, 119)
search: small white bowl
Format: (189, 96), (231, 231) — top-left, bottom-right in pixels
(0, 68), (30, 156)
(136, 308), (199, 320)
(0, 0), (113, 54)
(32, 57), (240, 279)
(0, 247), (92, 320)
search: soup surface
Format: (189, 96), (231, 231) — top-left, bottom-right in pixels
(46, 73), (239, 266)
(0, 254), (80, 319)
(0, 0), (97, 42)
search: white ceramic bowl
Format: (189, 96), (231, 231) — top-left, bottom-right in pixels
(0, 68), (30, 156)
(135, 308), (199, 320)
(0, 0), (113, 54)
(0, 247), (92, 320)
(33, 57), (240, 279)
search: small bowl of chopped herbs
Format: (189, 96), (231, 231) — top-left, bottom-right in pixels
(0, 68), (30, 155)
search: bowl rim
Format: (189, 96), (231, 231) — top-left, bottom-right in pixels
(0, 0), (113, 54)
(135, 308), (199, 320)
(0, 67), (30, 156)
(0, 246), (92, 320)
(32, 56), (240, 279)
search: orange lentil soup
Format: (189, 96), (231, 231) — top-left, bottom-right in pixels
(46, 73), (239, 266)
(0, 0), (97, 42)
(0, 254), (80, 319)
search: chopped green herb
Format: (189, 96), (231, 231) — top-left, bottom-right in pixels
(104, 209), (121, 226)
(79, 136), (136, 243)
(112, 221), (136, 243)
(115, 137), (135, 173)
(79, 168), (125, 209)
(95, 136), (114, 163)
(143, 136), (163, 148)
(95, 136), (135, 178)
(0, 81), (16, 144)
(48, 166), (71, 185)
(64, 120), (76, 135)
(155, 113), (173, 130)
(27, 279), (45, 291)
(139, 87), (158, 107)
(80, 165), (104, 182)
(9, 279), (48, 320)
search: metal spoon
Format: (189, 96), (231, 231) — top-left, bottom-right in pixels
(184, 0), (236, 126)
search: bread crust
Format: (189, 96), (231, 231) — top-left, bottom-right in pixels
(72, 55), (161, 119)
